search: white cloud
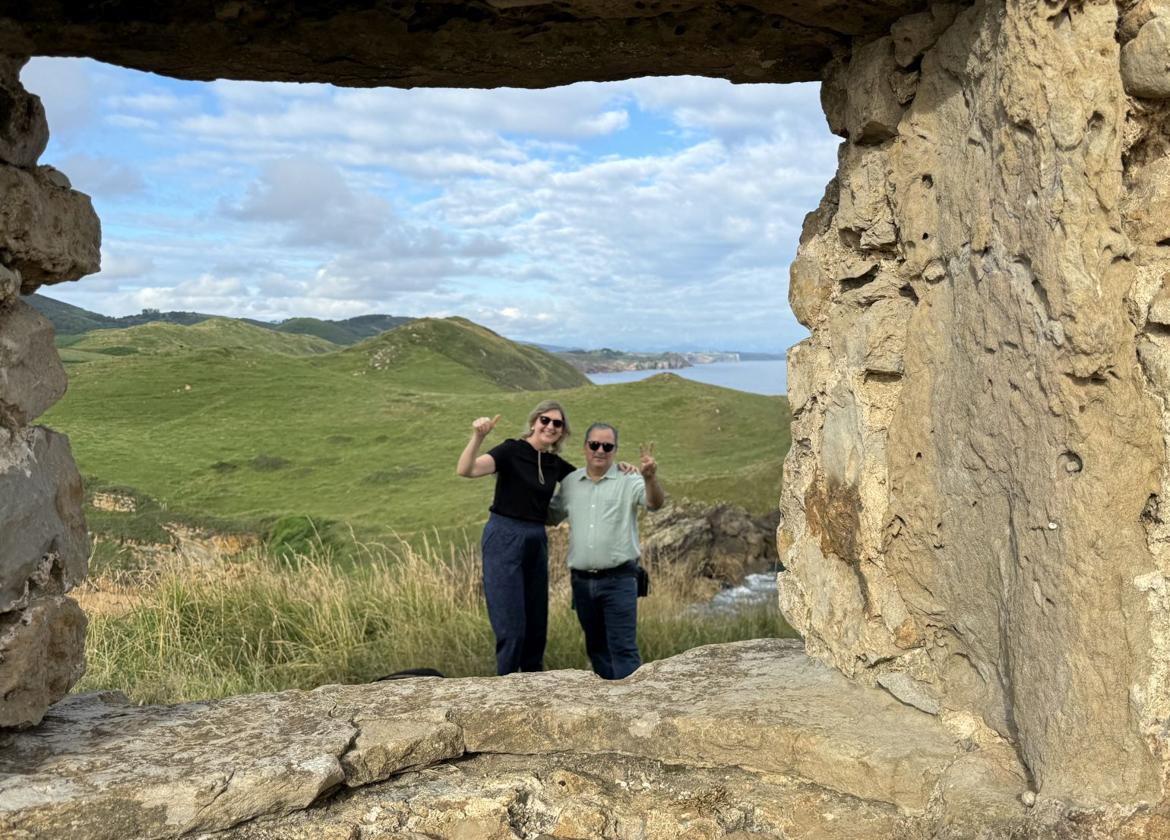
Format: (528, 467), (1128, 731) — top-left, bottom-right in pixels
(28, 59), (836, 352)
(59, 153), (146, 196)
(97, 251), (154, 280)
(106, 91), (192, 113)
(220, 155), (394, 247)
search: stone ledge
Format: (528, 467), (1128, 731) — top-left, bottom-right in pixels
(0, 2), (930, 89)
(0, 640), (1033, 839)
(0, 164), (100, 290)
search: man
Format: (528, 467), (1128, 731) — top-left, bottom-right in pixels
(549, 423), (665, 679)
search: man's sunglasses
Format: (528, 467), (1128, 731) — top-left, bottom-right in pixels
(587, 441), (615, 452)
(538, 414), (564, 429)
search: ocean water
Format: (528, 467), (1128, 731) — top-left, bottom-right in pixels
(587, 359), (787, 396)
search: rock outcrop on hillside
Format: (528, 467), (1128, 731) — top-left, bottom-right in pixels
(642, 500), (780, 583)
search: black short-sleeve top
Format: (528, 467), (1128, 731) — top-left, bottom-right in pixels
(487, 438), (576, 523)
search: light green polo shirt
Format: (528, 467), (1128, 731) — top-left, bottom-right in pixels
(549, 464), (647, 571)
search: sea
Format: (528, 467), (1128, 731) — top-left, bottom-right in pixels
(586, 359), (787, 396)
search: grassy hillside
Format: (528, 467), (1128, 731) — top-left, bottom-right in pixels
(337, 317), (591, 391)
(43, 318), (789, 548)
(276, 314), (411, 344)
(27, 293), (117, 334)
(29, 293), (414, 347)
(66, 318), (338, 357)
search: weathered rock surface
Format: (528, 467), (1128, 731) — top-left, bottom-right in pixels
(0, 297), (67, 428)
(1123, 17), (1170, 99)
(0, 596), (87, 729)
(779, 0), (1169, 808)
(641, 500), (780, 582)
(0, 1), (930, 89)
(214, 752), (917, 840)
(0, 424), (88, 726)
(0, 263), (19, 303)
(0, 54), (47, 168)
(1, 640), (1038, 840)
(0, 426), (88, 614)
(0, 163), (100, 291)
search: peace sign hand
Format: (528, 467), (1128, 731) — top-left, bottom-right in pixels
(473, 414), (501, 438)
(638, 440), (657, 479)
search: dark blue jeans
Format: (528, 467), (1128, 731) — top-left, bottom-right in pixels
(571, 567), (641, 680)
(481, 513), (548, 675)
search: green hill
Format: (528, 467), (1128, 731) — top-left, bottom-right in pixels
(276, 314), (412, 344)
(338, 317), (591, 391)
(65, 317), (339, 357)
(28, 293), (119, 334)
(28, 293), (414, 346)
(41, 318), (790, 550)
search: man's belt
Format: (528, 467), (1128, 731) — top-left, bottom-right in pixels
(570, 560), (639, 578)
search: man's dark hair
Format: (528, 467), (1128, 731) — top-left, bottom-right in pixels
(584, 422), (618, 448)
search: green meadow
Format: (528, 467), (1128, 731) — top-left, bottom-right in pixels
(47, 313), (795, 701)
(46, 316), (791, 552)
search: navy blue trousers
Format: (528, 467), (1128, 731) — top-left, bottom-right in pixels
(571, 570), (641, 680)
(481, 513), (548, 675)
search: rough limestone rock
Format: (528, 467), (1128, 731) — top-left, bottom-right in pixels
(0, 424), (89, 734)
(0, 59), (88, 729)
(0, 163), (100, 292)
(1, 641), (1041, 840)
(213, 751), (916, 840)
(1122, 17), (1170, 99)
(889, 4), (960, 67)
(0, 298), (66, 429)
(0, 596), (86, 729)
(1123, 154), (1170, 245)
(0, 2), (930, 89)
(0, 426), (87, 613)
(843, 36), (905, 144)
(0, 263), (19, 303)
(640, 500), (780, 582)
(0, 54), (47, 168)
(779, 0), (1168, 809)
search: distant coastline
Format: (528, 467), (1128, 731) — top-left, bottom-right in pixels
(588, 359), (787, 396)
(557, 348), (783, 374)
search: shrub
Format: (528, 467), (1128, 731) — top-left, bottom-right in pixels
(266, 515), (336, 560)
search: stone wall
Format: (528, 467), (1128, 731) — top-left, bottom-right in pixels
(0, 55), (98, 727)
(779, 0), (1170, 807)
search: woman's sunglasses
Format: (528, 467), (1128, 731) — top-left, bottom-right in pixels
(538, 414), (564, 429)
(587, 440), (615, 452)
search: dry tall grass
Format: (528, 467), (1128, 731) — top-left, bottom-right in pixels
(75, 534), (794, 704)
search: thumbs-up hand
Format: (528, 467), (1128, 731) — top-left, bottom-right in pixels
(472, 414), (501, 438)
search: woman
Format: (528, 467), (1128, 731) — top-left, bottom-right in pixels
(457, 399), (575, 675)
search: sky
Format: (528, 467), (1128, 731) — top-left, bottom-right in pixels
(21, 59), (838, 354)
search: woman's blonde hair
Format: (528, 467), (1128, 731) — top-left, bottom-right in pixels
(522, 399), (571, 453)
